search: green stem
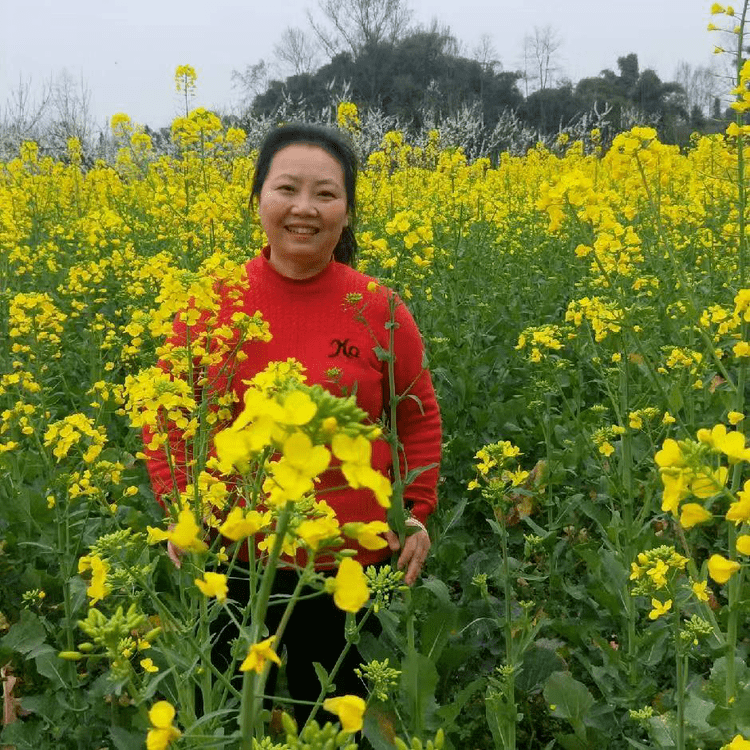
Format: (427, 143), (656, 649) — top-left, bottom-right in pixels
(305, 607), (374, 730)
(675, 636), (687, 750)
(239, 501), (294, 747)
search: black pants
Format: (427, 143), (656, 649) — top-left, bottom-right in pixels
(213, 568), (376, 728)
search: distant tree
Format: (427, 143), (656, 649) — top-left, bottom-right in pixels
(472, 33), (501, 74)
(521, 81), (585, 134)
(249, 25), (523, 133)
(575, 53), (685, 140)
(232, 61), (273, 111)
(521, 25), (562, 95)
(674, 61), (716, 118)
(307, 0), (412, 59)
(274, 27), (320, 77)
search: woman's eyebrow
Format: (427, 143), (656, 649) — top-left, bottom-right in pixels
(272, 173), (340, 186)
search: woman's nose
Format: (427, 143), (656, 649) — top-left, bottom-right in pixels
(291, 191), (317, 215)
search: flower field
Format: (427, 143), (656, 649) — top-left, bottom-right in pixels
(3, 15), (750, 750)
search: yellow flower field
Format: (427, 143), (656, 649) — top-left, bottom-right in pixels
(2, 8), (750, 745)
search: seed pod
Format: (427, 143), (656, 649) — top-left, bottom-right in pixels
(58, 651), (83, 660)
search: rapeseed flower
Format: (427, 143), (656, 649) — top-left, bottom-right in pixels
(327, 558), (370, 612)
(707, 554), (741, 584)
(648, 598), (672, 620)
(323, 694), (366, 732)
(194, 572), (228, 602)
(147, 508), (207, 553)
(146, 701), (181, 750)
(679, 503), (712, 529)
(239, 636), (282, 673)
(342, 521), (391, 550)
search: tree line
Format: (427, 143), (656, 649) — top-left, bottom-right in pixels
(232, 0), (721, 149)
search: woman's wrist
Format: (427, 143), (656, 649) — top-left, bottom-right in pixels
(405, 513), (428, 535)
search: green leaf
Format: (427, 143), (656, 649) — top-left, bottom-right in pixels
(543, 671), (594, 734)
(109, 726), (145, 750)
(485, 689), (518, 749)
(400, 647), (438, 729)
(34, 648), (68, 689)
(1, 610), (46, 655)
(434, 677), (483, 728)
(517, 646), (567, 693)
(419, 576), (451, 604)
(420, 603), (457, 662)
(312, 661), (333, 693)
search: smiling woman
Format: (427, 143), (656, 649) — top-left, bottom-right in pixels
(257, 143), (350, 279)
(144, 122), (442, 728)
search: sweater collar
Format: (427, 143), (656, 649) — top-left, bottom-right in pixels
(258, 246), (339, 290)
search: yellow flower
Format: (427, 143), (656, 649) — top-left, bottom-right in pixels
(147, 701), (181, 750)
(728, 411), (745, 425)
(648, 598), (672, 620)
(736, 535), (750, 555)
(342, 521), (391, 550)
(690, 466), (727, 499)
(218, 506), (269, 541)
(725, 735), (750, 749)
(662, 411), (676, 425)
(726, 481), (750, 524)
(660, 471), (689, 515)
(655, 438), (686, 468)
(140, 658), (159, 673)
(239, 636), (282, 674)
(691, 580), (710, 602)
(327, 558), (370, 612)
(707, 554), (741, 584)
(323, 694), (366, 732)
(332, 433), (372, 464)
(78, 555), (110, 604)
(599, 441), (615, 457)
(296, 516), (341, 550)
(194, 572), (228, 602)
(679, 503), (712, 530)
(278, 390), (317, 426)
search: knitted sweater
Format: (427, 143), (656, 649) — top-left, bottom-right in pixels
(145, 249), (442, 567)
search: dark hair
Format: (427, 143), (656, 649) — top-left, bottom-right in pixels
(251, 123), (358, 266)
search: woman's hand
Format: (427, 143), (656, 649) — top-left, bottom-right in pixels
(385, 527), (431, 586)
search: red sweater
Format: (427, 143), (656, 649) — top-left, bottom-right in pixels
(144, 249), (442, 567)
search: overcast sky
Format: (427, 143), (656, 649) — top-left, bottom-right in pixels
(1, 0), (717, 131)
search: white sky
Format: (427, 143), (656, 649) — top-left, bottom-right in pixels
(1, 0), (717, 131)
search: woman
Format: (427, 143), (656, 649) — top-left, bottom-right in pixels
(145, 122), (441, 723)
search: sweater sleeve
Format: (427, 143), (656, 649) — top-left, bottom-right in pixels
(388, 298), (442, 524)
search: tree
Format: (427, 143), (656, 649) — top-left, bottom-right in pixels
(307, 0), (412, 59)
(521, 25), (562, 95)
(575, 53), (686, 140)
(674, 61), (716, 119)
(232, 61), (274, 112)
(274, 27), (320, 77)
(472, 34), (501, 74)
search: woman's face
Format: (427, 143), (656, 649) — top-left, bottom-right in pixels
(258, 143), (349, 279)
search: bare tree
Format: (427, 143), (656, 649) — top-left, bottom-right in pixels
(307, 0), (412, 59)
(521, 25), (562, 95)
(1, 75), (53, 149)
(674, 60), (717, 118)
(232, 60), (274, 111)
(471, 33), (501, 74)
(274, 27), (320, 77)
(48, 69), (96, 150)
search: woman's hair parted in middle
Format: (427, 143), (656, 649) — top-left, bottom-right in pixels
(251, 123), (359, 266)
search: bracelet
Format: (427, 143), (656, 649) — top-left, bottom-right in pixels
(405, 515), (428, 535)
